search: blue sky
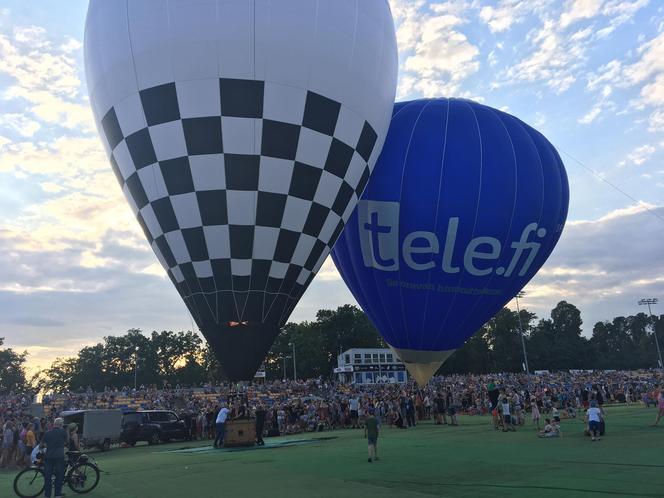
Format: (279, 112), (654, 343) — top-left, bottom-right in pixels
(0, 0), (663, 370)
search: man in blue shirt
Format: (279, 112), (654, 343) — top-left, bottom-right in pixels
(42, 417), (68, 498)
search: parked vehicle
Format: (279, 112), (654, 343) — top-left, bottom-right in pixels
(62, 410), (122, 452)
(121, 410), (189, 446)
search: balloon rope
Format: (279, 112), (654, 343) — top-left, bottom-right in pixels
(559, 149), (664, 225)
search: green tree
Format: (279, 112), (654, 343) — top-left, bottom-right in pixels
(263, 305), (384, 380)
(316, 304), (385, 373)
(529, 301), (588, 370)
(264, 322), (328, 380)
(39, 357), (79, 393)
(0, 338), (28, 393)
(485, 308), (536, 372)
(439, 329), (492, 374)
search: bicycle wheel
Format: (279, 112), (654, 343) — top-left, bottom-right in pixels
(13, 467), (45, 498)
(67, 463), (100, 494)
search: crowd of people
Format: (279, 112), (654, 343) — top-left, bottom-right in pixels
(1, 370), (663, 469)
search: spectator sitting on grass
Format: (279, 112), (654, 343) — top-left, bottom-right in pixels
(538, 418), (561, 438)
(552, 405), (561, 425)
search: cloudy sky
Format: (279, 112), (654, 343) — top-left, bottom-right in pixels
(0, 0), (663, 371)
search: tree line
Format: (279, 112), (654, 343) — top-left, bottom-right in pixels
(1, 301), (662, 393)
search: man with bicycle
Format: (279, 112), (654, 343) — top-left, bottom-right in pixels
(41, 418), (67, 498)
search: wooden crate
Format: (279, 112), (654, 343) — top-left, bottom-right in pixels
(223, 419), (256, 447)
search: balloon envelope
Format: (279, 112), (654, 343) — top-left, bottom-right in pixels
(85, 0), (398, 379)
(332, 98), (570, 384)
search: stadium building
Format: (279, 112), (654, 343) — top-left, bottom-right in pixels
(334, 348), (408, 385)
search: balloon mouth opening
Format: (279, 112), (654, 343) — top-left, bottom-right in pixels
(204, 322), (281, 381)
(389, 347), (456, 386)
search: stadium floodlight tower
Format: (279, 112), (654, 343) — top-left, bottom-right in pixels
(289, 342), (297, 381)
(638, 298), (663, 370)
(515, 291), (530, 376)
(277, 355), (291, 381)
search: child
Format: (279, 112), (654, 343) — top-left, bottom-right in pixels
(364, 408), (380, 463)
(492, 407), (503, 431)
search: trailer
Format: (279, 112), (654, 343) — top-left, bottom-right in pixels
(62, 409), (123, 451)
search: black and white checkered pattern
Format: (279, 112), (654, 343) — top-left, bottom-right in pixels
(101, 78), (378, 328)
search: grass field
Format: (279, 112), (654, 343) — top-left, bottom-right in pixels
(2, 405), (663, 498)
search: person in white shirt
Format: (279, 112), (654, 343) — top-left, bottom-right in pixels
(214, 403), (230, 448)
(349, 398), (360, 428)
(30, 444), (43, 465)
(501, 397), (515, 432)
(586, 400), (603, 441)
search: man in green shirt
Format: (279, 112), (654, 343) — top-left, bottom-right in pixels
(364, 408), (380, 463)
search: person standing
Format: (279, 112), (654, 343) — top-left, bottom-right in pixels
(349, 396), (360, 428)
(487, 379), (500, 411)
(24, 423), (36, 467)
(364, 408), (380, 463)
(42, 417), (68, 498)
(531, 396), (541, 431)
(0, 421), (14, 468)
(446, 389), (458, 426)
(406, 396), (416, 427)
(501, 396), (515, 432)
(255, 403), (266, 446)
(434, 392), (446, 425)
(651, 385), (664, 427)
(214, 403), (230, 448)
(586, 400), (603, 441)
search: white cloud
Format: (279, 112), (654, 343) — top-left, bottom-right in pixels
(4, 87), (93, 130)
(639, 73), (664, 106)
(578, 84), (616, 123)
(479, 2), (520, 33)
(0, 24), (91, 131)
(623, 31), (664, 85)
(582, 21), (664, 126)
(579, 105), (603, 123)
(479, 0), (554, 33)
(619, 144), (657, 166)
(648, 109), (664, 131)
(505, 19), (585, 93)
(0, 112), (41, 136)
(523, 204), (664, 330)
(559, 0), (604, 28)
(587, 60), (623, 90)
(392, 1), (480, 99)
(601, 0), (650, 28)
(13, 26), (50, 48)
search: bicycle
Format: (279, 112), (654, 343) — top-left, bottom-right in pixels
(13, 451), (100, 498)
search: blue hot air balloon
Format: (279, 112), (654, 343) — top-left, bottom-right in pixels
(331, 99), (570, 384)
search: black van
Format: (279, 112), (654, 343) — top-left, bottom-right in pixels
(120, 410), (189, 446)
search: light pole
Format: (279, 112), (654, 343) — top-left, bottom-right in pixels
(133, 346), (139, 390)
(638, 298), (663, 369)
(289, 342), (297, 381)
(278, 355), (291, 381)
(515, 291), (530, 376)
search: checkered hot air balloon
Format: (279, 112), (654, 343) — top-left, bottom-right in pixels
(84, 0), (398, 380)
